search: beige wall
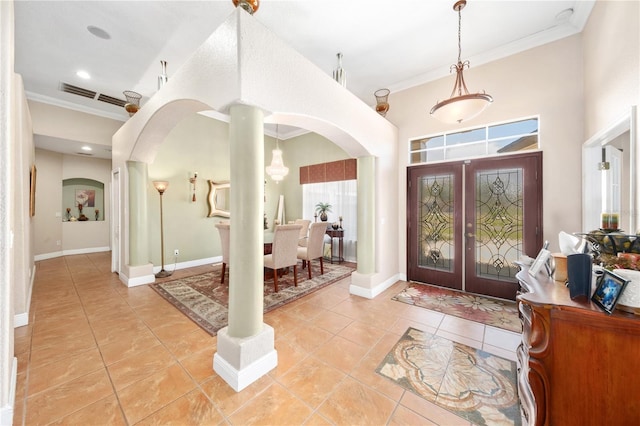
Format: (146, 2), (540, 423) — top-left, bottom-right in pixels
(583, 0), (640, 139)
(34, 149), (111, 256)
(390, 34), (584, 267)
(277, 132), (349, 222)
(28, 100), (123, 147)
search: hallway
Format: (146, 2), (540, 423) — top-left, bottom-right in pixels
(13, 253), (519, 425)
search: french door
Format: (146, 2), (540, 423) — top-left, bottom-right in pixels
(407, 152), (542, 300)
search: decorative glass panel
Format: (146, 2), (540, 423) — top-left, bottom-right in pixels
(474, 168), (523, 280)
(418, 174), (454, 271)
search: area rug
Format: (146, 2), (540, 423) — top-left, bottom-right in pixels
(392, 283), (521, 333)
(377, 327), (521, 426)
(151, 262), (354, 335)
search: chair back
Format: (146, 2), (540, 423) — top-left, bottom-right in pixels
(305, 222), (327, 260)
(215, 222), (230, 263)
(295, 219), (311, 240)
(271, 224), (302, 269)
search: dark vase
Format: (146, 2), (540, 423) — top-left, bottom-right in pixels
(320, 212), (328, 222)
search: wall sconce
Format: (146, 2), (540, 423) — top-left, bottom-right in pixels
(189, 172), (198, 202)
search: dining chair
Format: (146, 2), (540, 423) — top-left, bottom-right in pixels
(215, 222), (230, 285)
(264, 224), (302, 292)
(295, 219), (311, 247)
(297, 221), (327, 279)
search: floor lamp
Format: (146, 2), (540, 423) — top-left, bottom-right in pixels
(153, 180), (172, 278)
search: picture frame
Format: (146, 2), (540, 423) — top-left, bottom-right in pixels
(591, 269), (630, 314)
(29, 164), (37, 217)
(528, 248), (551, 277)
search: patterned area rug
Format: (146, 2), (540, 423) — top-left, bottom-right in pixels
(377, 327), (521, 426)
(392, 283), (521, 333)
(151, 262), (354, 335)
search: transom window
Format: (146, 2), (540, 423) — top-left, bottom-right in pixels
(409, 117), (539, 164)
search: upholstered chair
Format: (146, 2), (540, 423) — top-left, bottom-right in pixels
(297, 221), (327, 279)
(215, 222), (230, 285)
(264, 224), (302, 292)
(295, 219), (311, 247)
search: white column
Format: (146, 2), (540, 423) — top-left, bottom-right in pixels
(123, 160), (154, 287)
(214, 104), (277, 392)
(350, 156), (379, 298)
(356, 156), (376, 274)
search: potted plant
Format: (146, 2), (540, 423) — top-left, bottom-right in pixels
(315, 202), (332, 222)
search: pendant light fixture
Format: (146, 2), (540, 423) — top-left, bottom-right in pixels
(266, 124), (289, 184)
(430, 0), (493, 124)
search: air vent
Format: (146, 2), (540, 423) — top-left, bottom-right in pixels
(59, 82), (96, 99)
(59, 82), (128, 109)
(97, 93), (126, 107)
(76, 152), (94, 156)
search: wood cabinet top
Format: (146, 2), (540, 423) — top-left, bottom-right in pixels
(516, 268), (637, 319)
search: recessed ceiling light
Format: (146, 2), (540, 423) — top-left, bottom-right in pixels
(81, 146), (92, 151)
(87, 25), (111, 40)
(76, 70), (90, 80)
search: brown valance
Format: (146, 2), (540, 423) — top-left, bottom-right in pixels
(299, 159), (357, 184)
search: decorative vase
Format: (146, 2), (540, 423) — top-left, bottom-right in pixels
(320, 212), (328, 222)
(232, 0), (259, 14)
(332, 222), (339, 230)
(374, 88), (390, 117)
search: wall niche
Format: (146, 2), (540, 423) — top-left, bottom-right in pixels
(62, 178), (105, 222)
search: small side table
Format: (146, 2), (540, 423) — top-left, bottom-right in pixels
(325, 228), (344, 264)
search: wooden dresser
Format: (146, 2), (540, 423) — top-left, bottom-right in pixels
(516, 268), (640, 425)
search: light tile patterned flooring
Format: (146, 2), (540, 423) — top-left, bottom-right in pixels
(13, 253), (522, 425)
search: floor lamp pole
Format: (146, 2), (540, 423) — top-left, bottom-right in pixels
(153, 181), (172, 278)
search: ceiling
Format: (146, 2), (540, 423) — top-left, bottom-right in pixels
(14, 0), (595, 159)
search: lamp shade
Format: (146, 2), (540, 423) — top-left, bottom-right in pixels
(153, 181), (169, 194)
(266, 149), (289, 183)
(430, 93), (493, 124)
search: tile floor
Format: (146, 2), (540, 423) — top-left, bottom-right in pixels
(13, 252), (522, 425)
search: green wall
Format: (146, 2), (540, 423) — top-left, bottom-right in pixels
(147, 113), (350, 265)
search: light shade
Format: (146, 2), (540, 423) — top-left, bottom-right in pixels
(430, 92), (493, 124)
(153, 181), (169, 194)
(430, 0), (493, 124)
(266, 149), (289, 183)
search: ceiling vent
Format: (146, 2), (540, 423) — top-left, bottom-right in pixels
(59, 82), (96, 99)
(97, 93), (126, 107)
(75, 152), (93, 156)
(59, 82), (127, 108)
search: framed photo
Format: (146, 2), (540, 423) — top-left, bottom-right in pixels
(591, 269), (630, 314)
(528, 248), (551, 277)
(75, 189), (96, 207)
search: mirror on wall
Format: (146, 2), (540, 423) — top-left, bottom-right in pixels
(583, 106), (638, 234)
(62, 178), (105, 221)
(207, 180), (230, 218)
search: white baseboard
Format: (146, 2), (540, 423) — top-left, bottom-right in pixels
(34, 246), (110, 261)
(14, 263), (36, 328)
(152, 256), (222, 274)
(34, 251), (63, 261)
(119, 272), (155, 288)
(0, 357), (17, 426)
(350, 273), (403, 299)
(213, 350), (277, 392)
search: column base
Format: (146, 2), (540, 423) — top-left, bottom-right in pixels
(350, 271), (402, 299)
(213, 324), (277, 392)
(120, 263), (155, 287)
